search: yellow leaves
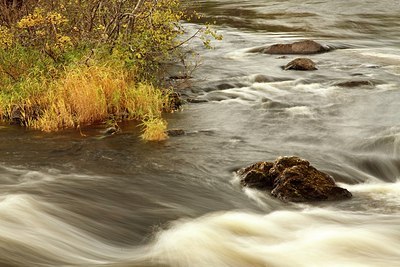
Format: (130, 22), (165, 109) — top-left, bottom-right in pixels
(200, 25), (223, 49)
(55, 35), (72, 49)
(17, 9), (67, 29)
(15, 8), (72, 59)
(96, 25), (106, 31)
(17, 8), (45, 29)
(0, 26), (13, 49)
(35, 30), (46, 36)
(46, 12), (68, 25)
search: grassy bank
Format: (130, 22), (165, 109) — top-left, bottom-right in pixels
(0, 0), (187, 141)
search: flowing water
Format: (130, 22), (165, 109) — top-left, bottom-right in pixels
(1, 1), (400, 266)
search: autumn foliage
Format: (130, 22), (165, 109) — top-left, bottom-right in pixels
(0, 0), (186, 140)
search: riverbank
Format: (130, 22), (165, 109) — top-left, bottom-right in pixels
(0, 0), (187, 140)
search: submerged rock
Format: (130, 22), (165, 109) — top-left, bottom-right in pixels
(237, 156), (352, 202)
(284, 58), (317, 71)
(251, 40), (329, 55)
(335, 80), (374, 88)
(166, 129), (186, 136)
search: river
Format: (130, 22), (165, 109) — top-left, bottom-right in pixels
(1, 0), (400, 266)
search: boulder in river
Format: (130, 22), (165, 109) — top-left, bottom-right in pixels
(251, 40), (330, 55)
(284, 58), (317, 71)
(237, 156), (352, 202)
(238, 161), (274, 189)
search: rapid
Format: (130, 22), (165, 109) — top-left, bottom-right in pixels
(1, 0), (400, 266)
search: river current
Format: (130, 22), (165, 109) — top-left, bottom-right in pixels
(1, 1), (400, 266)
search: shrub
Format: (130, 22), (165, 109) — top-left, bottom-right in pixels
(1, 0), (186, 74)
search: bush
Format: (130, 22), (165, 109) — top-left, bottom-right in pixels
(0, 0), (186, 76)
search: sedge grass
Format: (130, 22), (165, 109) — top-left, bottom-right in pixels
(0, 62), (173, 140)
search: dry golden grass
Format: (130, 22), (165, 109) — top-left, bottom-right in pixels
(20, 64), (172, 140)
(61, 65), (127, 124)
(140, 117), (168, 141)
(31, 97), (75, 131)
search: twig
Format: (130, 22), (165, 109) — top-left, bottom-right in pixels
(168, 28), (202, 51)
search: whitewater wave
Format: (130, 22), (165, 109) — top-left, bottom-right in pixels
(1, 181), (400, 267)
(147, 208), (400, 267)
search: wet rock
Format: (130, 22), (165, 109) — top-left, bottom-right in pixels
(269, 156), (310, 179)
(237, 156), (352, 202)
(186, 98), (208, 103)
(335, 80), (374, 88)
(166, 129), (186, 137)
(271, 163), (352, 202)
(260, 40), (329, 55)
(284, 58), (317, 71)
(251, 75), (286, 83)
(238, 161), (274, 189)
(260, 98), (291, 109)
(217, 83), (235, 90)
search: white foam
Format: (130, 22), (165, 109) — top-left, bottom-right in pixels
(147, 209), (400, 267)
(285, 106), (315, 117)
(1, 187), (400, 266)
(345, 180), (400, 206)
(0, 194), (140, 265)
(360, 52), (400, 61)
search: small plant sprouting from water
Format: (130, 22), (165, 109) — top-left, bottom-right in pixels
(140, 117), (168, 141)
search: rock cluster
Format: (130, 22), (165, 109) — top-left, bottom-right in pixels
(249, 40), (329, 71)
(237, 156), (352, 202)
(261, 40), (329, 55)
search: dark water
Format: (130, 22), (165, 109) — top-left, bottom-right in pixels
(1, 1), (400, 266)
